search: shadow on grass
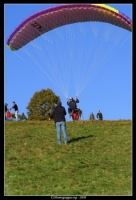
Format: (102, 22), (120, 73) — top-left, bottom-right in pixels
(68, 135), (94, 143)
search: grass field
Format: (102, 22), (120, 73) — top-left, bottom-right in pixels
(4, 119), (132, 196)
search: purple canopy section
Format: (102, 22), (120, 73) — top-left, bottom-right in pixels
(7, 4), (132, 51)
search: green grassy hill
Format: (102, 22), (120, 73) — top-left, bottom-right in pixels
(5, 120), (132, 196)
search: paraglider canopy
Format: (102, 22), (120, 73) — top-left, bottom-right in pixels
(7, 4), (132, 51)
(6, 4), (132, 99)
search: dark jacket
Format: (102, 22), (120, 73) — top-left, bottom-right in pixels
(67, 99), (79, 109)
(50, 105), (66, 123)
(12, 104), (18, 111)
(96, 112), (103, 120)
(5, 105), (8, 112)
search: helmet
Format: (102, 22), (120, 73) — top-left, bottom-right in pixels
(5, 103), (8, 106)
(69, 97), (72, 100)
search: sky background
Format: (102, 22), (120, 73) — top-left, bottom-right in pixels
(4, 4), (132, 121)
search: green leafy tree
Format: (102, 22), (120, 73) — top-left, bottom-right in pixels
(26, 88), (60, 120)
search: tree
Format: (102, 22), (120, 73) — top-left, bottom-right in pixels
(26, 88), (60, 120)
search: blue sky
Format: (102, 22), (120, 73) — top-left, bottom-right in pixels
(4, 4), (132, 121)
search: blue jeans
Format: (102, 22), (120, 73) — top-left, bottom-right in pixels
(55, 121), (68, 144)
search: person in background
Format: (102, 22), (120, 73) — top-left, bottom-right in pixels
(90, 112), (95, 120)
(49, 101), (68, 144)
(4, 103), (8, 120)
(74, 107), (82, 119)
(5, 103), (8, 112)
(10, 101), (19, 121)
(96, 110), (103, 120)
